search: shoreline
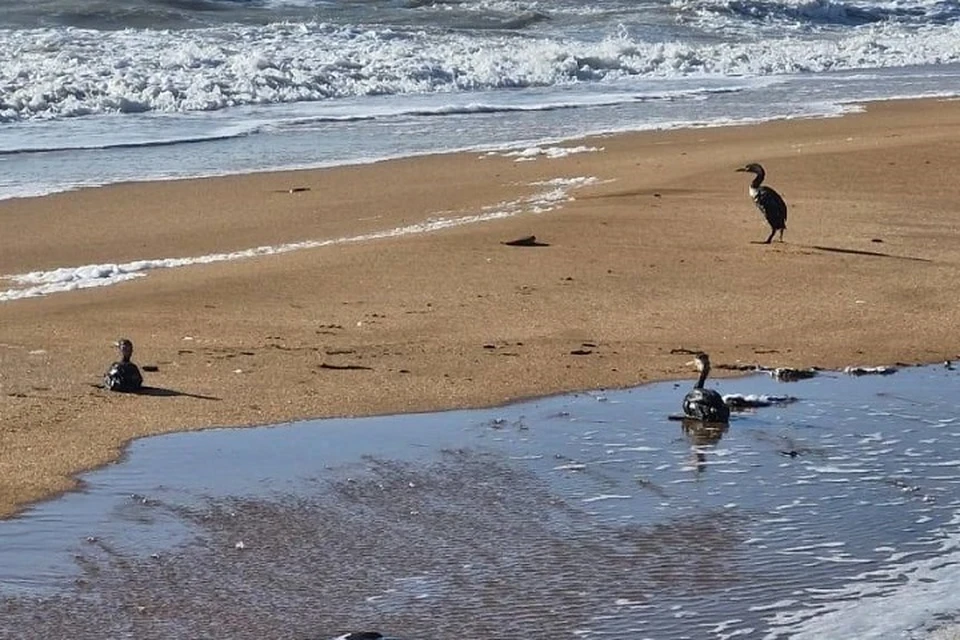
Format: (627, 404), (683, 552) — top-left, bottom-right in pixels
(5, 88), (935, 206)
(0, 108), (858, 205)
(0, 100), (879, 206)
(2, 97), (960, 519)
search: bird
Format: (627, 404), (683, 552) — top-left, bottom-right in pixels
(103, 338), (144, 392)
(736, 163), (787, 244)
(682, 353), (730, 424)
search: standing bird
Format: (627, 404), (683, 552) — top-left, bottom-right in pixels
(682, 353), (730, 424)
(103, 338), (144, 392)
(737, 163), (787, 244)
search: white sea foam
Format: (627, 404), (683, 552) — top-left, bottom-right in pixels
(766, 512), (960, 639)
(3, 20), (960, 123)
(0, 176), (598, 303)
(582, 494), (632, 503)
(723, 393), (797, 408)
(488, 145), (603, 161)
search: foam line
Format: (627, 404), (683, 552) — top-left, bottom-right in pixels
(0, 177), (599, 302)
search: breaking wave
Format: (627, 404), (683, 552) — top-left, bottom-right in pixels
(3, 20), (960, 123)
(673, 0), (960, 28)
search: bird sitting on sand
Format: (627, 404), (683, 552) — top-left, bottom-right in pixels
(103, 338), (144, 392)
(682, 353), (730, 424)
(736, 163), (788, 244)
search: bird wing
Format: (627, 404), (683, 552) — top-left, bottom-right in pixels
(755, 186), (788, 227)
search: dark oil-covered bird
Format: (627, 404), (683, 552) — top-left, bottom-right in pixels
(103, 338), (144, 392)
(737, 162), (787, 244)
(682, 352), (730, 424)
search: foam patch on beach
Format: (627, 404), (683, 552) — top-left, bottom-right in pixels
(0, 176), (598, 302)
(722, 393), (798, 409)
(484, 145), (603, 161)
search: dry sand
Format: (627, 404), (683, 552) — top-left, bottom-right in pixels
(1, 98), (960, 519)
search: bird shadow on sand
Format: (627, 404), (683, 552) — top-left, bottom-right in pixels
(755, 242), (932, 262)
(91, 383), (221, 401)
(134, 386), (221, 400)
(807, 244), (932, 262)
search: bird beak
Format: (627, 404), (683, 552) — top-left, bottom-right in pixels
(686, 359), (697, 366)
(735, 167), (747, 172)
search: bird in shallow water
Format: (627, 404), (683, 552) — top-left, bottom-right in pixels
(682, 353), (730, 424)
(103, 338), (143, 392)
(736, 163), (787, 244)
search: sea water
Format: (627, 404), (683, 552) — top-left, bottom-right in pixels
(2, 0), (960, 201)
(1, 364), (959, 638)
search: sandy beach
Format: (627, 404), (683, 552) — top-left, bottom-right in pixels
(2, 98), (960, 519)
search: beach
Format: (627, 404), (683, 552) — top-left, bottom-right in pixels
(2, 98), (960, 520)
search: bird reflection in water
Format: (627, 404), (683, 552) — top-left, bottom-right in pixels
(681, 418), (729, 474)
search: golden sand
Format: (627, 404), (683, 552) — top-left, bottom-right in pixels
(1, 98), (959, 518)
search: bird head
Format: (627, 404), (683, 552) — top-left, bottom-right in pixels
(687, 352), (711, 372)
(115, 338), (134, 361)
(736, 163), (765, 176)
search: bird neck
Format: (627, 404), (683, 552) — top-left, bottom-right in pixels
(695, 365), (709, 389)
(750, 172), (764, 190)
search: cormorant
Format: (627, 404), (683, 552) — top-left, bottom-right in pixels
(736, 163), (787, 244)
(682, 353), (730, 424)
(103, 338), (143, 392)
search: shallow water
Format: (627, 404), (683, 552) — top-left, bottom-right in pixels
(2, 364), (960, 639)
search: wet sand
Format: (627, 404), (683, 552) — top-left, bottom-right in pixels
(2, 98), (960, 519)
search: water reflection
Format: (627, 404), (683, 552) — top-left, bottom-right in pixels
(680, 418), (729, 474)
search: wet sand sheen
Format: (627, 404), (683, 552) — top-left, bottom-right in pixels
(2, 365), (960, 638)
(2, 98), (960, 522)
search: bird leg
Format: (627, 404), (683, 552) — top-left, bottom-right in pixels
(764, 229), (776, 244)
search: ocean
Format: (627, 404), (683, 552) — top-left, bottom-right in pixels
(2, 0), (960, 201)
